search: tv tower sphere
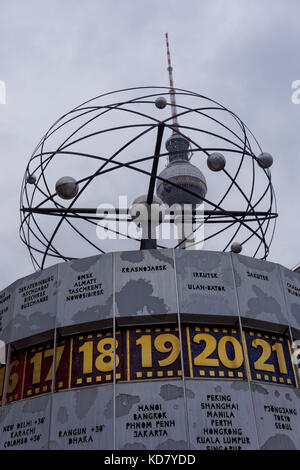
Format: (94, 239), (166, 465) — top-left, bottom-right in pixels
(156, 134), (207, 206)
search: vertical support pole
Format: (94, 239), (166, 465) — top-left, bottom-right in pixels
(141, 123), (165, 250)
(47, 329), (57, 449)
(112, 252), (116, 450)
(46, 263), (59, 449)
(230, 252), (261, 450)
(2, 344), (11, 406)
(279, 267), (300, 387)
(173, 248), (190, 449)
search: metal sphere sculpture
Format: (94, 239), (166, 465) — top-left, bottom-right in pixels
(20, 86), (277, 271)
(207, 152), (226, 172)
(130, 195), (164, 230)
(257, 152), (273, 169)
(155, 97), (167, 109)
(55, 176), (79, 200)
(231, 242), (243, 254)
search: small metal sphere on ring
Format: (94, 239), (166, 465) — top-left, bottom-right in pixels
(155, 96), (167, 109)
(55, 176), (79, 200)
(27, 175), (36, 185)
(257, 152), (273, 169)
(231, 242), (242, 254)
(207, 152), (226, 172)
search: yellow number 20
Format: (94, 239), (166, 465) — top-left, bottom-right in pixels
(193, 333), (243, 370)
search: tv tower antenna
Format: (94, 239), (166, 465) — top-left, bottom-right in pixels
(165, 32), (179, 132)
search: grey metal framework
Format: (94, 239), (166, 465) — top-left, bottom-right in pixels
(20, 87), (277, 270)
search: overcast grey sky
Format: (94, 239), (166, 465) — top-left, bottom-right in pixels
(0, 0), (300, 290)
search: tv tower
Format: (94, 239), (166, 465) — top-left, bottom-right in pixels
(156, 33), (207, 247)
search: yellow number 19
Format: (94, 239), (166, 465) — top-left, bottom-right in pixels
(136, 334), (180, 368)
